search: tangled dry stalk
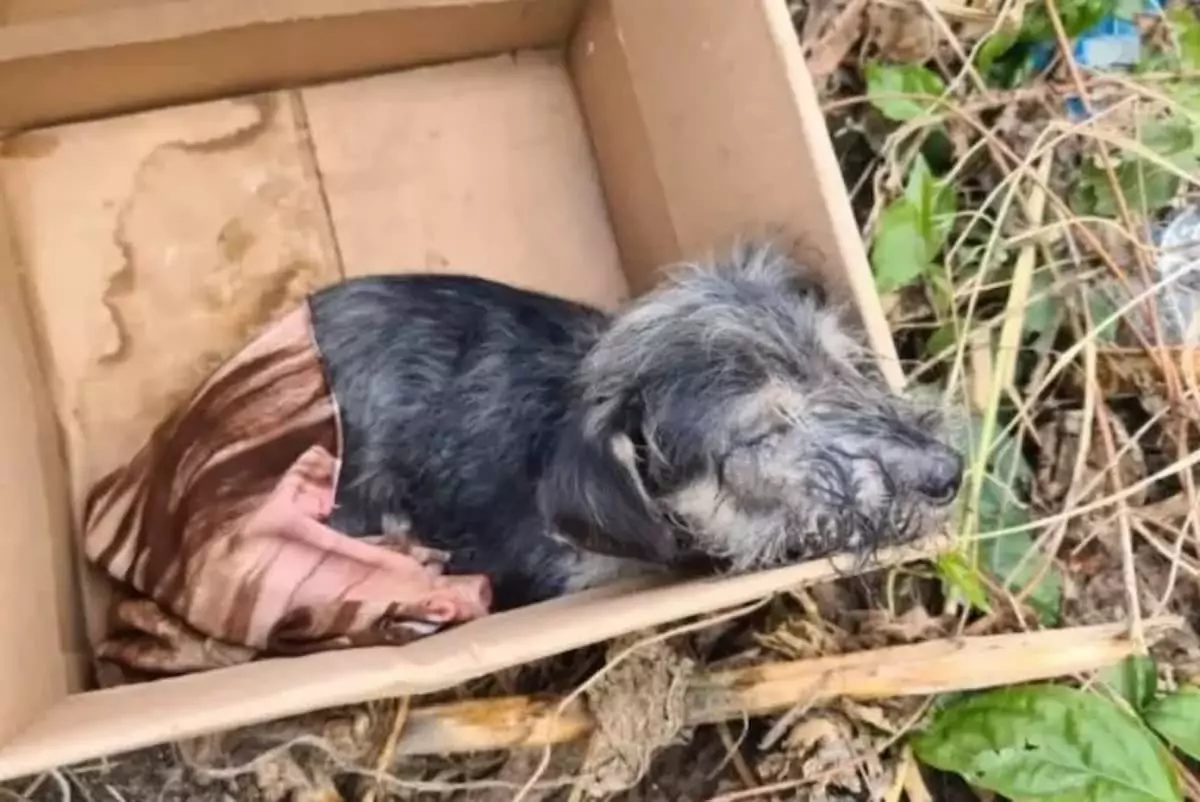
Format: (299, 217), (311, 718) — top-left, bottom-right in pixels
(6, 0), (1200, 800)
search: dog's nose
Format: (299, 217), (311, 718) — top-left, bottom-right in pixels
(917, 448), (964, 505)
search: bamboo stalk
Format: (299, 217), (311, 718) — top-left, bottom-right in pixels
(390, 616), (1182, 757)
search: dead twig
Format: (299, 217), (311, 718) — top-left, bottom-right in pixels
(804, 0), (869, 77)
(384, 618), (1181, 758)
(1044, 0), (1182, 405)
(715, 722), (758, 791)
(360, 695), (410, 802)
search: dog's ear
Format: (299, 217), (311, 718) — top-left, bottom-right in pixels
(537, 402), (680, 566)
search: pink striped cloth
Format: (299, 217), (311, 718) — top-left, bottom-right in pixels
(82, 302), (492, 684)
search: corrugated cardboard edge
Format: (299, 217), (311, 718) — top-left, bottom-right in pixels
(756, 0), (903, 391)
(0, 173), (89, 746)
(0, 0), (585, 132)
(0, 0), (536, 60)
(0, 537), (950, 779)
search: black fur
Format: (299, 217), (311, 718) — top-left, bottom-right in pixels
(310, 274), (650, 609)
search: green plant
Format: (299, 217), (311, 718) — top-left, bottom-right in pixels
(1099, 654), (1159, 712)
(1145, 5), (1200, 72)
(857, 5), (1200, 799)
(1085, 286), (1124, 345)
(914, 656), (1200, 801)
(864, 62), (960, 296)
(868, 152), (958, 295)
(1099, 655), (1200, 762)
(864, 61), (947, 122)
(975, 0), (1121, 85)
(865, 60), (1067, 622)
(1072, 116), (1200, 218)
(939, 416), (1064, 625)
(913, 681), (1183, 801)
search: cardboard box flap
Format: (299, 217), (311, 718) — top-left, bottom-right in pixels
(0, 0), (570, 59)
(0, 0), (584, 131)
(0, 542), (935, 780)
(571, 0), (901, 388)
(0, 209), (82, 746)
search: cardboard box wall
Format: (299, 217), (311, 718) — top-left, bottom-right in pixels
(0, 0), (904, 780)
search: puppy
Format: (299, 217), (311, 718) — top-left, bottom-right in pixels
(312, 241), (964, 611)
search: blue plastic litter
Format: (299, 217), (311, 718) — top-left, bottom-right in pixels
(1030, 0), (1163, 119)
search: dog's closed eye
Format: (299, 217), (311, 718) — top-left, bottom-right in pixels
(737, 423), (791, 449)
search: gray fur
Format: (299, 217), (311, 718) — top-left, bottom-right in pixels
(559, 242), (962, 573)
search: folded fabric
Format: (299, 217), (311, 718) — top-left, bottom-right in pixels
(82, 302), (492, 684)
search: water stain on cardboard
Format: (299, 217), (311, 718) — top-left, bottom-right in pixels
(218, 217), (256, 263)
(94, 94), (280, 366)
(70, 91), (342, 481)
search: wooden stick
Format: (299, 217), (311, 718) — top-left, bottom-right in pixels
(390, 616), (1182, 757)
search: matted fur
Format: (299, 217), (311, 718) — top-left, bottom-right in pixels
(310, 242), (964, 610)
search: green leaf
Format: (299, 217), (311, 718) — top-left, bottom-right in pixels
(906, 155), (957, 261)
(1063, 0), (1121, 35)
(1072, 116), (1198, 217)
(1070, 161), (1111, 216)
(936, 550), (992, 613)
(904, 153), (936, 208)
(979, 0), (1119, 86)
(912, 684), (1183, 802)
(924, 322), (958, 360)
(1099, 655), (1159, 713)
(865, 61), (946, 122)
(959, 418), (1063, 623)
(979, 526), (1062, 624)
(977, 473), (1028, 531)
(1141, 117), (1196, 158)
(1075, 158), (1186, 218)
(905, 154), (957, 248)
(1086, 287), (1122, 345)
(977, 24), (1022, 74)
(1026, 0), (1120, 41)
(870, 155), (958, 293)
(1024, 271), (1060, 338)
(1145, 685), (1200, 762)
(976, 479), (1061, 624)
(871, 200), (928, 293)
(1166, 6), (1200, 71)
(985, 0), (1119, 52)
(964, 417), (1033, 487)
(1162, 85), (1200, 130)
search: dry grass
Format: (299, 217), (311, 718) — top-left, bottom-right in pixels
(7, 1), (1200, 800)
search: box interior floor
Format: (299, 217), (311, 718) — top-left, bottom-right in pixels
(0, 0), (898, 780)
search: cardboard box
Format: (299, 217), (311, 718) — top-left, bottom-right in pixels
(0, 0), (903, 779)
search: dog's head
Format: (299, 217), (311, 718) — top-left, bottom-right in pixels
(539, 241), (964, 572)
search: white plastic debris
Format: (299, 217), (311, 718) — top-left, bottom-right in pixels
(1151, 203), (1200, 343)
